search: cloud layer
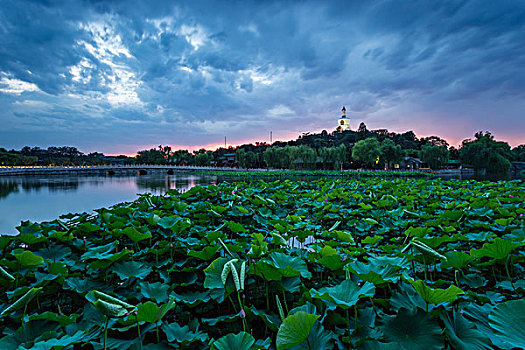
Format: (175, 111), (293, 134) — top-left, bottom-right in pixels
(1, 0), (524, 154)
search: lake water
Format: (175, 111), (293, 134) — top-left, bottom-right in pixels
(0, 172), (220, 235)
(1, 170), (522, 234)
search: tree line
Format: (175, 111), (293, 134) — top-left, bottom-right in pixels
(133, 125), (524, 174)
(0, 146), (107, 166)
(2, 124), (524, 173)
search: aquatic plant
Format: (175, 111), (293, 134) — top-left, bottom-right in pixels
(0, 178), (524, 349)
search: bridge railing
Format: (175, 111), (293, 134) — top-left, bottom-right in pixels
(0, 164), (271, 174)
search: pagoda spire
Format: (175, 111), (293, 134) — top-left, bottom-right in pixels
(337, 106), (351, 132)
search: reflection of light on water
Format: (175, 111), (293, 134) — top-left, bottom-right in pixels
(288, 236), (315, 252)
(0, 172), (223, 234)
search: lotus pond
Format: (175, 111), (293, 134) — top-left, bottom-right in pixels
(0, 178), (524, 349)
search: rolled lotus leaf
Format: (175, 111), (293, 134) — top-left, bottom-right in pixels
(231, 264), (240, 291)
(94, 299), (128, 318)
(239, 261), (246, 291)
(93, 290), (135, 310)
(412, 240), (447, 260)
(1, 287), (42, 316)
(221, 261), (232, 286)
(0, 266), (15, 281)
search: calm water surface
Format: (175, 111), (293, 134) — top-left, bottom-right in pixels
(0, 172), (219, 234)
(1, 171), (522, 234)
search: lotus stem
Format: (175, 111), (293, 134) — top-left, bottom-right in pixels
(345, 308), (350, 334)
(492, 265), (498, 283)
(423, 255), (428, 281)
(281, 288), (289, 314)
(156, 321), (160, 343)
(265, 281), (269, 311)
(354, 305), (358, 331)
(104, 317), (109, 350)
(228, 295), (238, 313)
(135, 314), (142, 350)
(236, 292), (246, 332)
(22, 303), (28, 339)
(505, 256), (516, 292)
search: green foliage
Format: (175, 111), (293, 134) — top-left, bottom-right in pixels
(379, 308), (443, 350)
(276, 311), (320, 350)
(511, 144), (525, 161)
(441, 311), (492, 350)
(380, 139), (402, 169)
(488, 300), (525, 348)
(352, 137), (381, 168)
(318, 144), (347, 170)
(408, 279), (464, 305)
(0, 178), (523, 348)
(310, 280), (375, 309)
(420, 144), (449, 169)
(135, 148), (166, 165)
(263, 145), (317, 169)
(212, 331), (256, 350)
(460, 132), (512, 173)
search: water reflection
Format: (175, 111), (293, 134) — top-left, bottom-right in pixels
(0, 180), (19, 199)
(1, 170), (522, 234)
(0, 171), (218, 234)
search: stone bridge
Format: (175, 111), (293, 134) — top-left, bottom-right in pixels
(0, 165), (263, 176)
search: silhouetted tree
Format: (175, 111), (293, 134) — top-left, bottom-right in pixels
(460, 132), (512, 173)
(380, 139), (402, 169)
(352, 137), (380, 168)
(421, 144), (449, 170)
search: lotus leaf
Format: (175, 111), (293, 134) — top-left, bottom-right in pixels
(140, 281), (170, 303)
(14, 251), (44, 267)
(162, 321), (208, 345)
(379, 308), (443, 350)
(212, 331), (256, 350)
(408, 279), (464, 305)
(311, 280), (375, 309)
(276, 311), (320, 350)
(112, 261), (152, 280)
(137, 300), (175, 323)
(471, 238), (522, 260)
(123, 227), (152, 242)
(488, 300), (525, 349)
(441, 311), (492, 350)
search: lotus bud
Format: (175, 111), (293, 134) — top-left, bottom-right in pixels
(240, 309), (246, 318)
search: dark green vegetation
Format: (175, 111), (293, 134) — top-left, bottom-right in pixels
(4, 130), (524, 173)
(1, 178), (525, 349)
(460, 132), (515, 174)
(197, 169), (432, 178)
(136, 130), (524, 172)
(0, 147), (108, 166)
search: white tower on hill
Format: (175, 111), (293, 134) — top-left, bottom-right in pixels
(337, 106), (351, 132)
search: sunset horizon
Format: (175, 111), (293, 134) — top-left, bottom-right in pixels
(1, 1), (524, 153)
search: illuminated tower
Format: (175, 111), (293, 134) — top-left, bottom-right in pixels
(337, 106), (351, 132)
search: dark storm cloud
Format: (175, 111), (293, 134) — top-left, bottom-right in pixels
(0, 0), (524, 152)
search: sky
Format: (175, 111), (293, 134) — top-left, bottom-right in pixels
(1, 0), (524, 155)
